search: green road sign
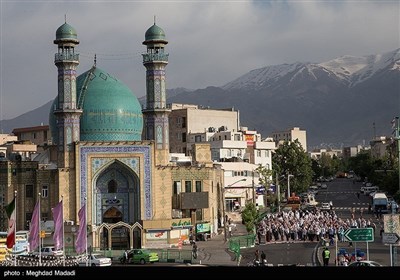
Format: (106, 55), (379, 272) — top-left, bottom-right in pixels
(344, 228), (374, 242)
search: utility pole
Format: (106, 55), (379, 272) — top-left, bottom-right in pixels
(252, 170), (256, 205)
(276, 173), (280, 213)
(287, 174), (294, 199)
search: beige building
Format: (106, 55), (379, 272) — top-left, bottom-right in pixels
(12, 125), (50, 147)
(272, 127), (307, 152)
(369, 136), (391, 159)
(169, 103), (240, 155)
(309, 148), (342, 160)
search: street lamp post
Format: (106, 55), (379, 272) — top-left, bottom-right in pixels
(222, 178), (246, 241)
(287, 174), (294, 199)
(276, 173), (280, 213)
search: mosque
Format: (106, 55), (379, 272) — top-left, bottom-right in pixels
(0, 20), (223, 251)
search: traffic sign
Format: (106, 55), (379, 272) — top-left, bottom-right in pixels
(382, 233), (400, 244)
(344, 228), (374, 242)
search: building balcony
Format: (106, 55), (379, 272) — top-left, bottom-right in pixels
(54, 53), (79, 63)
(142, 53), (169, 63)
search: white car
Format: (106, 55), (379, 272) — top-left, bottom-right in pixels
(320, 202), (331, 211)
(35, 246), (63, 257)
(348, 260), (382, 267)
(79, 254), (112, 267)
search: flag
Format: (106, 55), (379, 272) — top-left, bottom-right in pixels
(52, 200), (63, 251)
(5, 198), (16, 249)
(28, 201), (40, 252)
(75, 204), (86, 254)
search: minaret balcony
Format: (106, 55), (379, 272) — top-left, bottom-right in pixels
(55, 53), (79, 63)
(142, 53), (169, 63)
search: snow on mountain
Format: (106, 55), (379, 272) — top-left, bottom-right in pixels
(222, 49), (400, 91)
(319, 55), (368, 81)
(221, 62), (304, 91)
(321, 49), (400, 86)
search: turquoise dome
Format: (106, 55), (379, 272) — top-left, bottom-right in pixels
(49, 67), (143, 143)
(56, 23), (78, 40)
(145, 23), (166, 41)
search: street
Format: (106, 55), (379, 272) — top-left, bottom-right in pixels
(240, 178), (397, 266)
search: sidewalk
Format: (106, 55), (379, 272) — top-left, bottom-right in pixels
(193, 222), (249, 266)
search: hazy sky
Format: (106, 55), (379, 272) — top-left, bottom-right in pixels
(0, 0), (399, 120)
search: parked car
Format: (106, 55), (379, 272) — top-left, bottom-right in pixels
(35, 246), (63, 257)
(79, 253), (112, 267)
(120, 249), (159, 265)
(348, 260), (382, 267)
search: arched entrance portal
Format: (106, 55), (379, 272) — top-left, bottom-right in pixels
(93, 161), (141, 249)
(97, 222), (143, 250)
(103, 207), (122, 224)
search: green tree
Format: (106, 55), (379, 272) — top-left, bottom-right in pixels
(255, 165), (278, 210)
(273, 139), (314, 195)
(241, 202), (258, 234)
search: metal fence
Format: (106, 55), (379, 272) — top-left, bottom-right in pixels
(72, 247), (194, 263)
(228, 234), (256, 261)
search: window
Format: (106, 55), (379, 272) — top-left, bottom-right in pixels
(195, 135), (202, 142)
(41, 186), (48, 198)
(196, 209), (203, 221)
(257, 150), (261, 157)
(185, 181), (192, 192)
(195, 181), (202, 192)
(173, 181), (181, 195)
(25, 213), (32, 229)
(182, 117), (186, 128)
(177, 117), (181, 124)
(182, 209), (190, 218)
(182, 133), (186, 142)
(108, 180), (117, 193)
(25, 185), (33, 198)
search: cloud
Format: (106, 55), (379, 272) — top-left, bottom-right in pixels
(1, 0), (399, 120)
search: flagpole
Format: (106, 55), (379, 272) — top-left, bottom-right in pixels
(13, 190), (17, 267)
(38, 192), (41, 266)
(62, 195), (65, 267)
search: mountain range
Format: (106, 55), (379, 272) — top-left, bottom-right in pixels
(1, 49), (399, 149)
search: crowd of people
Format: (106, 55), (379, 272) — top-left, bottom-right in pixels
(255, 208), (377, 245)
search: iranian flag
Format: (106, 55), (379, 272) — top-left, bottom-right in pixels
(5, 197), (16, 249)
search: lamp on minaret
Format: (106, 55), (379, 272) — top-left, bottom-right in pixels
(53, 20), (83, 168)
(142, 18), (171, 153)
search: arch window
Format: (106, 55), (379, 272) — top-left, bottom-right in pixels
(108, 180), (117, 193)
